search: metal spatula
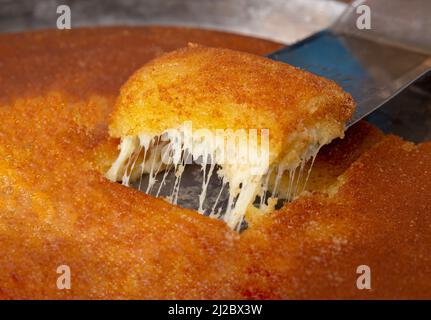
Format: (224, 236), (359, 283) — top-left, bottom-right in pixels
(268, 0), (431, 127)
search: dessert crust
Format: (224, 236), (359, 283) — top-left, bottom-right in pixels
(0, 27), (430, 299)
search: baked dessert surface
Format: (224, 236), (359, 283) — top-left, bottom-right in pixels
(0, 27), (430, 299)
(107, 43), (354, 229)
(110, 43), (353, 144)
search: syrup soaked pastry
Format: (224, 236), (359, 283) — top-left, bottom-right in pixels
(106, 44), (355, 229)
(1, 27), (430, 299)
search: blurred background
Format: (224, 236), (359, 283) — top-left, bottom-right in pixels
(1, 0), (430, 141)
(0, 0), (347, 44)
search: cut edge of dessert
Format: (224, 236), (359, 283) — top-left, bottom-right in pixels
(105, 44), (355, 230)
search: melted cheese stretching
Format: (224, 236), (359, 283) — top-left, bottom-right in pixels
(106, 125), (326, 230)
(105, 44), (355, 230)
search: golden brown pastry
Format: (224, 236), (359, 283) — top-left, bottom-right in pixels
(0, 27), (429, 299)
(107, 43), (354, 229)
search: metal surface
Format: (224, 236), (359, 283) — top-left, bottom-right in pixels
(268, 0), (431, 127)
(0, 0), (345, 44)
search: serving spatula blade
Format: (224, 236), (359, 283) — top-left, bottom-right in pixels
(268, 0), (431, 127)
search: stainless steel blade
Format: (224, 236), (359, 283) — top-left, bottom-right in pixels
(268, 0), (431, 127)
